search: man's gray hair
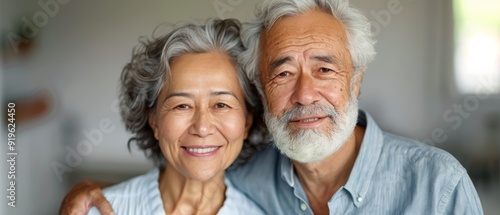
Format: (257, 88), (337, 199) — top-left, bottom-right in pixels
(239, 0), (376, 97)
(120, 19), (268, 168)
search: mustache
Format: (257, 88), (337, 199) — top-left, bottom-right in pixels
(279, 104), (339, 123)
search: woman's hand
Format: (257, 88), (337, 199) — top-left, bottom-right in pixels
(59, 180), (114, 215)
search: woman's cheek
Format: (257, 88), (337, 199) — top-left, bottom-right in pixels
(217, 111), (247, 138)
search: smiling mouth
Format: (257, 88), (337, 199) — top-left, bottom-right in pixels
(291, 116), (327, 123)
(297, 118), (320, 123)
(183, 146), (219, 154)
(289, 116), (329, 129)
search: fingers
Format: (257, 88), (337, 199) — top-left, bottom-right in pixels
(59, 188), (88, 215)
(59, 180), (114, 215)
(59, 197), (88, 215)
(93, 200), (115, 215)
(59, 204), (87, 215)
(89, 188), (114, 215)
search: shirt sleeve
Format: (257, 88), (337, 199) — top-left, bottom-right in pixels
(442, 173), (484, 215)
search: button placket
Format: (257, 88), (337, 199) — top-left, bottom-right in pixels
(300, 202), (307, 211)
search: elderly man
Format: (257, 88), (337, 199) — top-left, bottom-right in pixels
(61, 0), (483, 214)
(227, 0), (482, 214)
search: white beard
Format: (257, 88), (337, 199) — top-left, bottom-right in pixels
(264, 99), (359, 163)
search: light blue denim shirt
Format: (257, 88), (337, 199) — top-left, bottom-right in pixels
(227, 111), (483, 214)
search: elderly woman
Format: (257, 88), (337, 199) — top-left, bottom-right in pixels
(83, 19), (267, 214)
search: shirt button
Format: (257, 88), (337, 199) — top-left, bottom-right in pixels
(300, 203), (307, 211)
(357, 197), (363, 202)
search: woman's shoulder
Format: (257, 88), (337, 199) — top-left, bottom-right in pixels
(217, 176), (265, 215)
(103, 168), (159, 197)
(87, 168), (165, 215)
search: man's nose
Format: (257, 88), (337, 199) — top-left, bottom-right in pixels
(290, 73), (321, 106)
(189, 108), (215, 137)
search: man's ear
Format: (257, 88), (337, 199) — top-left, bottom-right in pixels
(353, 68), (365, 97)
(243, 112), (254, 139)
(148, 110), (159, 140)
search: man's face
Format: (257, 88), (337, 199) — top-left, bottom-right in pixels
(259, 9), (360, 163)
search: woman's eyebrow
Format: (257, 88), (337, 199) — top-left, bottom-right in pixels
(211, 91), (241, 102)
(163, 91), (241, 102)
(163, 92), (192, 102)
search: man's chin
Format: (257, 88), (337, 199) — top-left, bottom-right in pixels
(274, 135), (344, 164)
(284, 151), (336, 164)
(265, 99), (359, 163)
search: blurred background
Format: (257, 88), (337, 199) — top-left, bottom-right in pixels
(1, 0), (498, 214)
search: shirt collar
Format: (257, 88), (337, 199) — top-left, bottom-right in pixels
(280, 150), (294, 187)
(279, 110), (385, 207)
(344, 110), (384, 207)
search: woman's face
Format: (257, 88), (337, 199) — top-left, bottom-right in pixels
(149, 52), (253, 181)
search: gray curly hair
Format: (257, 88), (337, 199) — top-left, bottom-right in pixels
(120, 19), (269, 168)
(239, 0), (376, 98)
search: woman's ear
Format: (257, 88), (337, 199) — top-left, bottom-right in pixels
(243, 112), (254, 139)
(148, 110), (159, 140)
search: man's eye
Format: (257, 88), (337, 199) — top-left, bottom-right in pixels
(277, 71), (290, 77)
(319, 68), (334, 73)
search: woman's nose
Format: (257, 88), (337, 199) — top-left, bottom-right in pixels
(189, 108), (215, 137)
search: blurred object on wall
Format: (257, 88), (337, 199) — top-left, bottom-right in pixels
(1, 21), (38, 62)
(2, 18), (54, 126)
(5, 90), (52, 124)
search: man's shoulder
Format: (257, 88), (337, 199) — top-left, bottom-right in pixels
(225, 145), (289, 214)
(360, 132), (481, 214)
(219, 177), (266, 215)
(226, 145), (281, 189)
(228, 145), (280, 175)
(380, 132), (466, 177)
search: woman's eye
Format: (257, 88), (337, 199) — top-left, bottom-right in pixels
(215, 103), (229, 109)
(175, 104), (190, 110)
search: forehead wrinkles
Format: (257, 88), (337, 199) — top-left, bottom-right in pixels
(262, 29), (348, 60)
(264, 13), (347, 45)
(259, 11), (352, 74)
(269, 35), (336, 53)
(261, 33), (351, 69)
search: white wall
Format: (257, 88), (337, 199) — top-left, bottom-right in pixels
(2, 0), (498, 214)
(352, 0), (450, 139)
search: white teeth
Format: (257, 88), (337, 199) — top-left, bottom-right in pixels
(300, 118), (319, 123)
(186, 147), (218, 154)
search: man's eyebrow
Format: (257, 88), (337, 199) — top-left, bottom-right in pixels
(269, 56), (293, 72)
(310, 55), (338, 65)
